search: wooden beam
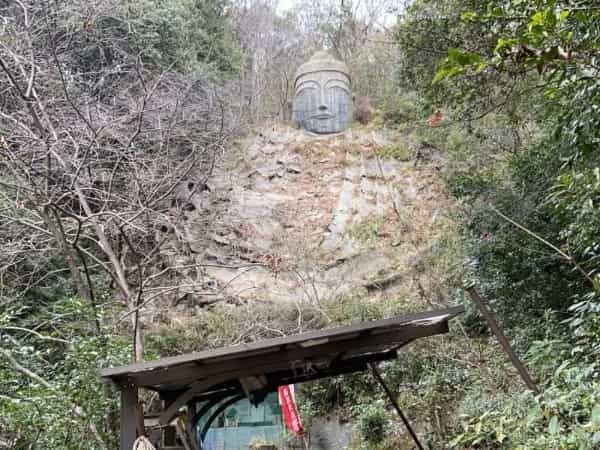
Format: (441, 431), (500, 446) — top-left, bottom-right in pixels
(467, 287), (539, 393)
(100, 306), (464, 380)
(158, 374), (233, 425)
(120, 382), (138, 450)
(135, 321), (449, 387)
(272, 350), (399, 385)
(160, 349), (400, 427)
(239, 375), (268, 398)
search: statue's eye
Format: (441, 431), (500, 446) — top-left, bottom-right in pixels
(297, 88), (317, 98)
(327, 86), (350, 96)
(297, 88), (317, 110)
(326, 86), (351, 114)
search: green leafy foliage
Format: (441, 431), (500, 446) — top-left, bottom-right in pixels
(390, 0), (600, 448)
(0, 293), (130, 449)
(433, 48), (487, 83)
(357, 403), (387, 445)
(451, 352), (600, 449)
(130, 0), (240, 74)
(374, 142), (412, 161)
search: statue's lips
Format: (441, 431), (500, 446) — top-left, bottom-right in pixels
(310, 113), (335, 120)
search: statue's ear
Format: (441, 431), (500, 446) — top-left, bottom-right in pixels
(352, 93), (356, 102)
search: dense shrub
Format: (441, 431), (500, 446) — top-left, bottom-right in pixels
(354, 96), (375, 125)
(357, 403), (387, 445)
(390, 0), (600, 448)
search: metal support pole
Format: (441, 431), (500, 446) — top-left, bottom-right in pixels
(466, 286), (539, 393)
(369, 363), (425, 450)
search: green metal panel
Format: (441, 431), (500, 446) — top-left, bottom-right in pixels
(196, 392), (284, 450)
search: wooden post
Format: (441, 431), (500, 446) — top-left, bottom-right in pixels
(369, 363), (425, 450)
(466, 286), (539, 393)
(120, 382), (138, 450)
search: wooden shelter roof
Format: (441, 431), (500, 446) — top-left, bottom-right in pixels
(101, 306), (463, 399)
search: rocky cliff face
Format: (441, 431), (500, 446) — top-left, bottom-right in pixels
(148, 123), (450, 327)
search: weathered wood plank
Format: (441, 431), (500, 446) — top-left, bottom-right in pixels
(134, 319), (450, 389)
(120, 383), (138, 450)
(100, 306), (463, 380)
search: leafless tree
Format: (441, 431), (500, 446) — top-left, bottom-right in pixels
(292, 0), (401, 61)
(0, 0), (239, 362)
(232, 0), (318, 121)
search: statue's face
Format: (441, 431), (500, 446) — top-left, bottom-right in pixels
(294, 71), (352, 134)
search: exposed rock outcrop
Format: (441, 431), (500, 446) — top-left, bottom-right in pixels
(149, 123), (449, 323)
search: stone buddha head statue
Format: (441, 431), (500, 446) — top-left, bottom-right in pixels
(293, 51), (352, 134)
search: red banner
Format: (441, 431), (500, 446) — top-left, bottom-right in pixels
(278, 385), (304, 438)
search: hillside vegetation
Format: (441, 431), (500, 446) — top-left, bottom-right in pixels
(1, 1), (599, 449)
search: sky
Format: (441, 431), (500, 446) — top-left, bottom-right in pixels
(275, 0), (405, 27)
(276, 0), (295, 12)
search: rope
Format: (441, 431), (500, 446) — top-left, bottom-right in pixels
(133, 436), (156, 450)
